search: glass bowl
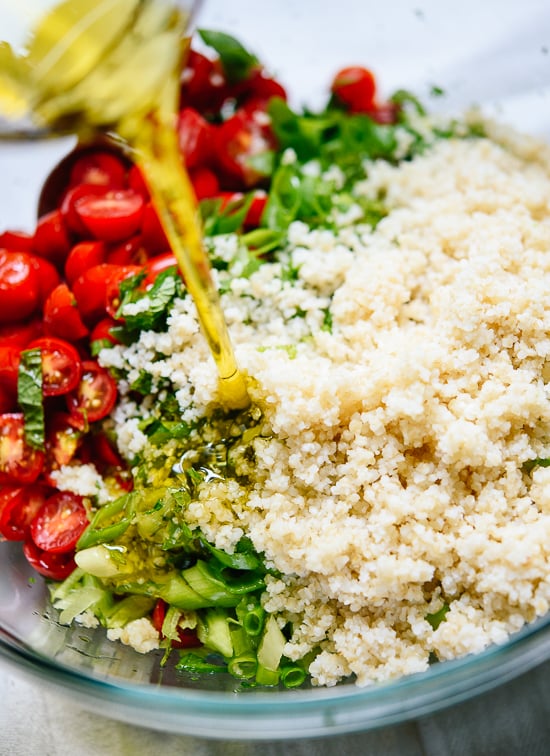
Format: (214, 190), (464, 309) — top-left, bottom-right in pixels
(1, 0), (550, 740)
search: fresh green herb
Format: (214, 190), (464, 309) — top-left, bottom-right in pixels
(17, 348), (45, 450)
(90, 337), (114, 357)
(426, 603), (450, 630)
(523, 457), (550, 473)
(198, 29), (259, 83)
(115, 268), (183, 333)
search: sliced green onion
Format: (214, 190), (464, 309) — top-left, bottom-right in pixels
(280, 663), (307, 689)
(228, 653), (257, 680)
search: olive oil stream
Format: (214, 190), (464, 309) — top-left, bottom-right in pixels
(0, 0), (249, 409)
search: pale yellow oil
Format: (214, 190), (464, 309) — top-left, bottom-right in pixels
(0, 0), (249, 409)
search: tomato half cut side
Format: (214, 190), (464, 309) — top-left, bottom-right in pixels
(74, 189), (145, 243)
(0, 484), (52, 541)
(30, 491), (88, 554)
(0, 413), (45, 485)
(28, 336), (82, 396)
(69, 150), (127, 189)
(23, 538), (77, 581)
(66, 360), (118, 430)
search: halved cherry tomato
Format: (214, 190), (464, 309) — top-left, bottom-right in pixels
(72, 263), (141, 324)
(48, 411), (82, 465)
(60, 183), (107, 236)
(0, 413), (45, 484)
(0, 484), (52, 541)
(23, 538), (77, 580)
(0, 249), (41, 323)
(69, 150), (127, 189)
(28, 336), (82, 396)
(177, 107), (214, 169)
(190, 166), (220, 200)
(32, 209), (72, 266)
(230, 68), (287, 107)
(0, 230), (33, 252)
(43, 284), (89, 342)
(331, 66), (377, 113)
(64, 241), (106, 285)
(74, 188), (145, 243)
(45, 411), (83, 473)
(104, 265), (144, 320)
(30, 491), (88, 554)
(214, 107), (276, 188)
(66, 360), (118, 430)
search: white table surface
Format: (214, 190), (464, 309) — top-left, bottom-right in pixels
(2, 657), (550, 755)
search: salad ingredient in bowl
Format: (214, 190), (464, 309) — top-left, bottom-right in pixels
(1, 20), (550, 695)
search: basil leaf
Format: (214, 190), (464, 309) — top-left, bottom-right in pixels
(198, 29), (258, 83)
(17, 348), (45, 450)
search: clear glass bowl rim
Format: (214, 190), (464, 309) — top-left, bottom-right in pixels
(2, 610), (550, 740)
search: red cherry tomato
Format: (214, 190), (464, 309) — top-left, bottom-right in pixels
(0, 249), (41, 323)
(92, 431), (125, 469)
(331, 66), (377, 113)
(180, 50), (228, 114)
(45, 411), (83, 472)
(0, 319), (43, 350)
(0, 484), (52, 541)
(43, 283), (89, 343)
(127, 164), (150, 199)
(368, 102), (399, 125)
(104, 265), (144, 320)
(89, 317), (120, 347)
(213, 190), (267, 229)
(0, 345), (21, 395)
(28, 254), (62, 306)
(64, 241), (106, 285)
(151, 599), (201, 649)
(30, 491), (88, 554)
(190, 166), (220, 200)
(69, 150), (127, 189)
(106, 235), (147, 266)
(66, 360), (118, 430)
(231, 68), (287, 106)
(0, 230), (33, 252)
(177, 107), (214, 169)
(0, 383), (16, 413)
(60, 183), (107, 236)
(0, 413), (45, 485)
(142, 252), (179, 288)
(72, 263), (141, 324)
(28, 336), (82, 396)
(214, 107), (276, 188)
(140, 202), (170, 255)
(23, 538), (77, 580)
(74, 188), (145, 243)
(32, 210), (72, 266)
